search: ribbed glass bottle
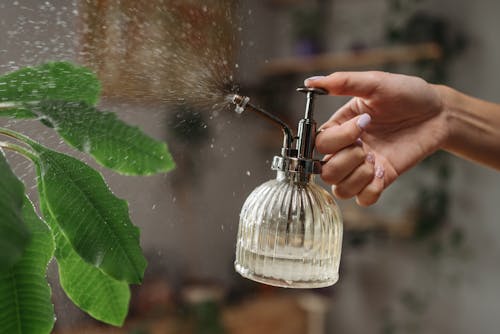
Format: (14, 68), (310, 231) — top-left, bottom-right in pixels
(234, 171), (343, 288)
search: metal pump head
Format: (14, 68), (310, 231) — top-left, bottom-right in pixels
(228, 87), (327, 181)
(271, 86), (327, 180)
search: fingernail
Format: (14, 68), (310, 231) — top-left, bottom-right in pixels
(375, 165), (385, 179)
(304, 76), (325, 86)
(321, 154), (333, 163)
(366, 152), (375, 164)
(357, 113), (371, 130)
(317, 124), (330, 132)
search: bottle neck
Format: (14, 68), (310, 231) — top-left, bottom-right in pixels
(276, 170), (314, 184)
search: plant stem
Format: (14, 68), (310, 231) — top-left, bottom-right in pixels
(0, 141), (38, 161)
(0, 127), (40, 148)
(0, 127), (40, 161)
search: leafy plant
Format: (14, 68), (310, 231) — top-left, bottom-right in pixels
(0, 62), (175, 332)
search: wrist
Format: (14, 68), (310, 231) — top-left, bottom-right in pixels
(430, 84), (500, 169)
(431, 84), (456, 151)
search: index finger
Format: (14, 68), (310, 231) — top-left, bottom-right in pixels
(305, 71), (384, 98)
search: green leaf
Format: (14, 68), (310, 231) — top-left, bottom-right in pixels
(55, 226), (131, 326)
(38, 184), (130, 326)
(0, 61), (174, 175)
(0, 151), (30, 269)
(31, 100), (174, 175)
(33, 145), (147, 283)
(0, 62), (100, 118)
(0, 197), (55, 334)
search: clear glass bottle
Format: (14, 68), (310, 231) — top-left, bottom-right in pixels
(230, 87), (343, 288)
(235, 171), (342, 288)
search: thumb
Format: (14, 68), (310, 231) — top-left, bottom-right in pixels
(305, 71), (383, 98)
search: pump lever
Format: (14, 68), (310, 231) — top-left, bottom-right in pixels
(297, 87), (327, 116)
(295, 87), (327, 159)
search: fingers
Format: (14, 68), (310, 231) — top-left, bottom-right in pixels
(355, 166), (385, 206)
(305, 72), (389, 206)
(316, 113), (371, 154)
(332, 162), (385, 206)
(321, 144), (366, 184)
(321, 142), (386, 206)
(304, 71), (385, 98)
(333, 162), (375, 199)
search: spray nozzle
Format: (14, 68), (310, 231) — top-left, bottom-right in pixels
(228, 94), (250, 114)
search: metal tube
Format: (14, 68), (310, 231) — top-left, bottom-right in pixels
(304, 91), (314, 120)
(228, 94), (294, 151)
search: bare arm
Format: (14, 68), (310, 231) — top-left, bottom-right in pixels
(438, 85), (500, 169)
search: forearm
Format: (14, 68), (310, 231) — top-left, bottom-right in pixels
(437, 85), (500, 170)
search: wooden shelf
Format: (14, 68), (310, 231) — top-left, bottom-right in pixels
(261, 42), (442, 76)
(266, 0), (305, 6)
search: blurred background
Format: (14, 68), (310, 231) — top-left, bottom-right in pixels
(1, 0), (500, 333)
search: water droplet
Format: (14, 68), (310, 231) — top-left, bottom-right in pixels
(82, 138), (91, 154)
(94, 251), (104, 266)
(246, 170), (251, 176)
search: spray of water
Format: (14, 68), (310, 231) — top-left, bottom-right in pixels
(1, 0), (244, 169)
(78, 0), (239, 113)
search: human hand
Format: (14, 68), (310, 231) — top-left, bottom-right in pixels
(305, 71), (448, 206)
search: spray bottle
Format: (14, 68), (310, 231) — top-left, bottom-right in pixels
(228, 88), (343, 288)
